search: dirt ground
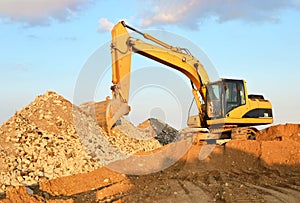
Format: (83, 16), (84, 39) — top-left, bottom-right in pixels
(1, 136), (300, 203)
(0, 92), (300, 203)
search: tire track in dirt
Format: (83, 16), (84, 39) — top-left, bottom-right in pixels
(244, 183), (300, 202)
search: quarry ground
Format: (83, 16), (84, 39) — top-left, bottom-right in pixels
(0, 91), (299, 203)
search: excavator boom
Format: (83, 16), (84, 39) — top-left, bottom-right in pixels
(99, 21), (212, 131)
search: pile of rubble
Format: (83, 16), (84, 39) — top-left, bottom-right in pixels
(0, 91), (169, 193)
(0, 91), (102, 192)
(137, 118), (179, 145)
(74, 115), (163, 164)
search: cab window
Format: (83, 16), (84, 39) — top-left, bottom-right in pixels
(225, 80), (245, 113)
(225, 82), (238, 103)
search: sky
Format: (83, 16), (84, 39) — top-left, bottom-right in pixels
(1, 0), (300, 129)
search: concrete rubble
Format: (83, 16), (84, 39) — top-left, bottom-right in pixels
(0, 91), (172, 193)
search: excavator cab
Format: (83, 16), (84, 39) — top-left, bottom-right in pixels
(207, 79), (246, 119)
(205, 78), (273, 128)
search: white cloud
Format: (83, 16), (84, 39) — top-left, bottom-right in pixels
(0, 0), (90, 26)
(98, 18), (114, 32)
(97, 18), (132, 33)
(139, 0), (300, 29)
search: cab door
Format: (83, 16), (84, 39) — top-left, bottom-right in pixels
(224, 80), (246, 115)
(206, 82), (223, 119)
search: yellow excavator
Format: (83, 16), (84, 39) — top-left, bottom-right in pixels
(91, 21), (273, 139)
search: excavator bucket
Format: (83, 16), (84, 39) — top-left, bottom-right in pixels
(80, 98), (130, 134)
(104, 98), (130, 133)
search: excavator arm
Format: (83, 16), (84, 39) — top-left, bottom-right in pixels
(108, 21), (210, 130)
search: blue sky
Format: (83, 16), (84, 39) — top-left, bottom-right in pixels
(1, 0), (300, 128)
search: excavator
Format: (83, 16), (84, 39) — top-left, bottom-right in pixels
(89, 21), (273, 140)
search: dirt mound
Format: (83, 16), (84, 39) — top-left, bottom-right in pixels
(0, 91), (102, 192)
(137, 118), (179, 145)
(76, 109), (163, 162)
(109, 117), (161, 153)
(257, 123), (300, 142)
(0, 90), (164, 199)
(0, 91), (163, 193)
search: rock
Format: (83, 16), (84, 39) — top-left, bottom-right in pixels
(17, 176), (24, 183)
(139, 118), (179, 145)
(26, 187), (34, 195)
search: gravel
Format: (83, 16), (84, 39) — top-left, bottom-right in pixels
(0, 91), (163, 193)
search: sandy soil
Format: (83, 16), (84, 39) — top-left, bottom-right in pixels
(1, 136), (300, 203)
